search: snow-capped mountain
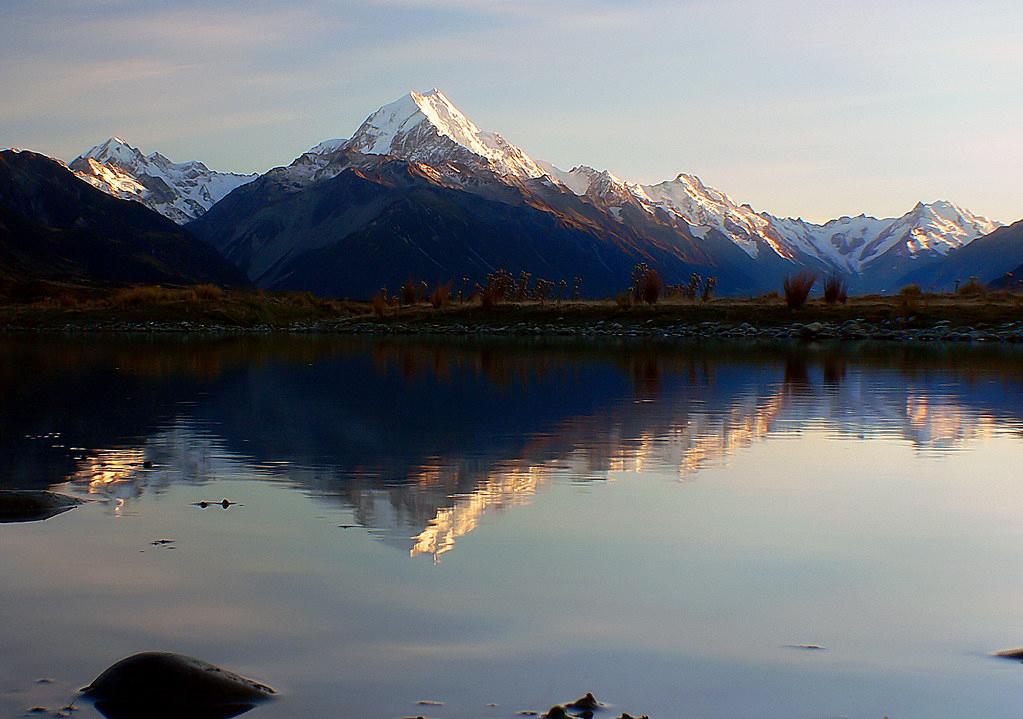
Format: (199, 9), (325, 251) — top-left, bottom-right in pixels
(70, 138), (257, 223)
(61, 89), (1004, 294)
(766, 201), (1001, 273)
(277, 137), (352, 184)
(342, 89), (545, 179)
(274, 88), (999, 282)
(308, 138), (347, 155)
(546, 159), (1000, 274)
(547, 166), (791, 259)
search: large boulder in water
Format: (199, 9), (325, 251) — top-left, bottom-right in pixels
(82, 652), (276, 719)
(0, 490), (82, 523)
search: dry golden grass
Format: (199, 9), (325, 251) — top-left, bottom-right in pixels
(191, 283), (224, 301)
(1, 280), (1021, 330)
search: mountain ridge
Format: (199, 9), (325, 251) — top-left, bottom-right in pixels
(31, 88), (1019, 296)
(69, 137), (257, 223)
(281, 90), (1005, 287)
(0, 149), (247, 287)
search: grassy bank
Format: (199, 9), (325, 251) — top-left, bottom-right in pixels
(1, 282), (1021, 330)
(0, 283), (367, 328)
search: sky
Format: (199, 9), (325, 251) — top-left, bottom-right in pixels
(1, 0), (1020, 223)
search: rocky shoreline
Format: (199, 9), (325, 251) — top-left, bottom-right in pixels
(5, 317), (1023, 343)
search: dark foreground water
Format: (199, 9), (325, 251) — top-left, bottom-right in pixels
(2, 335), (1023, 719)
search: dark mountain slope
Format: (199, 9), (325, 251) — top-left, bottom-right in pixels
(895, 219), (1023, 291)
(0, 150), (247, 287)
(190, 155), (774, 298)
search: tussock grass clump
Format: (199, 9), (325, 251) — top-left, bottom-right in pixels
(701, 276), (717, 302)
(823, 275), (847, 305)
(112, 285), (177, 307)
(56, 292), (79, 308)
(371, 291), (387, 317)
(480, 284), (501, 310)
(783, 271), (816, 309)
(400, 280), (418, 306)
(896, 284), (923, 315)
(640, 270), (663, 305)
(430, 282), (451, 309)
(191, 283), (223, 301)
(958, 277), (987, 297)
(631, 264), (663, 305)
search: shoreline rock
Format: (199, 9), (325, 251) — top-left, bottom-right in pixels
(82, 652), (275, 719)
(0, 490), (82, 523)
(4, 317), (1023, 344)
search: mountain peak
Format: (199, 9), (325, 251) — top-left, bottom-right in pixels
(70, 139), (257, 223)
(343, 89), (544, 179)
(79, 137), (142, 165)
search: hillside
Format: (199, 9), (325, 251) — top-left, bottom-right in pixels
(0, 150), (248, 289)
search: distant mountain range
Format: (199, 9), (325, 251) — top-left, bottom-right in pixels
(5, 88), (1019, 296)
(70, 137), (257, 223)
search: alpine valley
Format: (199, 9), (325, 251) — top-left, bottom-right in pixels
(6, 89), (1020, 297)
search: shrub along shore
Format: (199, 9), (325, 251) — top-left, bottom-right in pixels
(1, 282), (1023, 343)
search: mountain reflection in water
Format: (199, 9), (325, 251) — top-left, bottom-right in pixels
(2, 336), (1021, 560)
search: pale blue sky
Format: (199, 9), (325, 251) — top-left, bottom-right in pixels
(1, 0), (1019, 223)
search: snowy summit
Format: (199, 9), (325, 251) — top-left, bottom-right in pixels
(343, 89), (546, 179)
(70, 138), (257, 223)
(69, 89), (1002, 278)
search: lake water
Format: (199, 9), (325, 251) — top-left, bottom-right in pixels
(2, 335), (1023, 719)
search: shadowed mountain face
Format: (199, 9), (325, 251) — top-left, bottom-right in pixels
(4, 335), (1023, 561)
(0, 150), (248, 287)
(896, 219), (1023, 291)
(180, 89), (1009, 297)
(188, 154), (777, 297)
(55, 90), (1009, 297)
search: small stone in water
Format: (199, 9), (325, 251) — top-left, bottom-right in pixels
(566, 693), (601, 710)
(995, 647), (1023, 661)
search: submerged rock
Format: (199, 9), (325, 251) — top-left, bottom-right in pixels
(0, 490), (82, 523)
(81, 652), (275, 719)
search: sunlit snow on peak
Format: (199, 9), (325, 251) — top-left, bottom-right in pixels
(70, 138), (258, 223)
(342, 88), (546, 179)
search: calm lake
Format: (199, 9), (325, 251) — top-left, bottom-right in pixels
(2, 335), (1023, 719)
